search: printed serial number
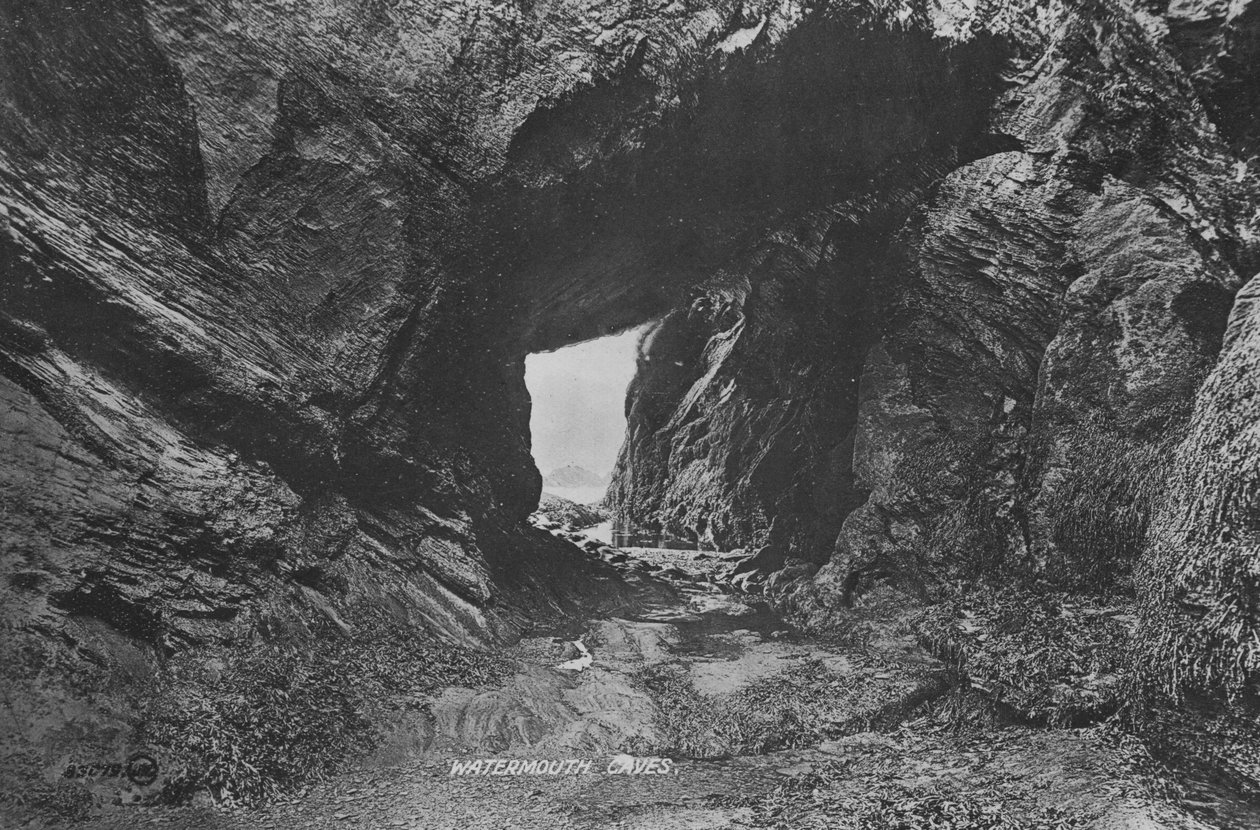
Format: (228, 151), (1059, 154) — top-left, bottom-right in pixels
(62, 753), (159, 786)
(63, 762), (125, 778)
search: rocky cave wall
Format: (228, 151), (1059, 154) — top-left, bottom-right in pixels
(0, 0), (821, 764)
(608, 1), (1260, 630)
(3, 0), (1260, 778)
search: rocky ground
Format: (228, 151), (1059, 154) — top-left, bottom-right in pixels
(531, 494), (610, 534)
(8, 5), (1260, 827)
(17, 531), (1251, 830)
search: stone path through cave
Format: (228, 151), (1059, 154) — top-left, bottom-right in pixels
(74, 546), (1235, 830)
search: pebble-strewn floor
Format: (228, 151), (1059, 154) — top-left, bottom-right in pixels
(30, 543), (1221, 830)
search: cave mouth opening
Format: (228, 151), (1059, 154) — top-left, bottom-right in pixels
(524, 324), (649, 518)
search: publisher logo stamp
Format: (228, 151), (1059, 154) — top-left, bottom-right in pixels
(125, 752), (159, 786)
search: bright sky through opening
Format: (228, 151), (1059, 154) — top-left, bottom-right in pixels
(525, 326), (646, 480)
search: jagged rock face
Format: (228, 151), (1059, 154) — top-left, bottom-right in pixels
(1131, 270), (1260, 793)
(609, 0), (1259, 619)
(0, 3), (1013, 641)
(0, 0), (1031, 767)
(3, 0), (1260, 785)
(1142, 276), (1260, 701)
(1164, 0), (1260, 158)
(2, 0), (820, 761)
(1135, 0), (1260, 704)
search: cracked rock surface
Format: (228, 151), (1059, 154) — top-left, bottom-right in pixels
(4, 0), (1260, 822)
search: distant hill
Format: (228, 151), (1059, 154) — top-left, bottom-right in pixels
(542, 464), (609, 489)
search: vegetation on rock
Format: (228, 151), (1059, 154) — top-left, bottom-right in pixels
(140, 609), (510, 805)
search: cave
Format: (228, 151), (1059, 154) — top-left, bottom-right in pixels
(525, 325), (640, 541)
(4, 0), (1260, 825)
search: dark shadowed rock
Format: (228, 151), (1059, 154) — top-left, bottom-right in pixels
(608, 1), (1258, 625)
(4, 0), (1260, 809)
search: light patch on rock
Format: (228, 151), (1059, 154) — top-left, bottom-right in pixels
(556, 638), (593, 672)
(715, 16), (766, 52)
